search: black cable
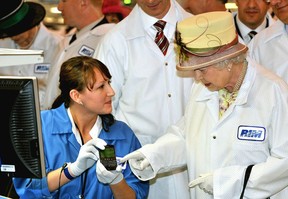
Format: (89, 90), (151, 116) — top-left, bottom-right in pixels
(58, 163), (67, 199)
(80, 170), (88, 199)
(78, 126), (87, 199)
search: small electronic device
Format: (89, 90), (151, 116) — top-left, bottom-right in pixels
(99, 145), (117, 170)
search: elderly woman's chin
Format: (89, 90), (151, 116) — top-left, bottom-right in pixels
(203, 83), (218, 92)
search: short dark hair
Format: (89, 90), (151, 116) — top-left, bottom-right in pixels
(220, 0), (228, 4)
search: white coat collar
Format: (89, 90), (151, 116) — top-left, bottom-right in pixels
(260, 20), (286, 43)
(120, 0), (191, 40)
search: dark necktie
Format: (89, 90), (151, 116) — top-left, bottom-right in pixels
(69, 34), (77, 45)
(248, 31), (257, 39)
(153, 20), (169, 55)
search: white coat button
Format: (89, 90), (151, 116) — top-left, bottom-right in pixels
(168, 94), (171, 97)
(212, 135), (216, 139)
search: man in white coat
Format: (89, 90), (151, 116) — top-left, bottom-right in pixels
(43, 0), (115, 109)
(233, 0), (274, 45)
(121, 11), (288, 198)
(248, 0), (288, 83)
(0, 0), (63, 109)
(94, 0), (193, 198)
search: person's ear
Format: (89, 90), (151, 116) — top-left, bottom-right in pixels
(235, 0), (239, 6)
(81, 0), (87, 6)
(70, 89), (83, 105)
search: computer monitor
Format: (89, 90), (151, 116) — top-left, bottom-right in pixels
(0, 76), (46, 179)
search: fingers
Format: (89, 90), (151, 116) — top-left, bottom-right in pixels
(129, 157), (150, 171)
(81, 138), (107, 160)
(120, 151), (151, 171)
(188, 176), (206, 188)
(94, 138), (107, 150)
(116, 165), (122, 172)
(120, 151), (143, 163)
(188, 173), (212, 188)
(140, 158), (150, 170)
(81, 144), (100, 160)
(96, 160), (124, 184)
(85, 138), (107, 150)
(96, 161), (107, 173)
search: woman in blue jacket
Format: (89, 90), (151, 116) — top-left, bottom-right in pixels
(13, 56), (149, 199)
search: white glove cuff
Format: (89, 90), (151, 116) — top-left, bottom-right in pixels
(110, 173), (124, 185)
(69, 162), (82, 177)
(63, 162), (75, 180)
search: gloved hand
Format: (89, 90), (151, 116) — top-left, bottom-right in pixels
(96, 161), (123, 185)
(189, 173), (213, 195)
(120, 150), (150, 171)
(70, 138), (107, 177)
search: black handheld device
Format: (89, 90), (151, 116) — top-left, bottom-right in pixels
(99, 145), (117, 170)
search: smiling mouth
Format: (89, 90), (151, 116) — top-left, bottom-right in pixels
(246, 11), (258, 15)
(147, 2), (160, 9)
(275, 3), (288, 10)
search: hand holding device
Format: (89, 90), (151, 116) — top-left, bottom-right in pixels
(189, 173), (213, 195)
(70, 138), (107, 177)
(99, 145), (117, 170)
(96, 161), (123, 185)
(120, 150), (150, 171)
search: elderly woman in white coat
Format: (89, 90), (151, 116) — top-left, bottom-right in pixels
(121, 11), (288, 199)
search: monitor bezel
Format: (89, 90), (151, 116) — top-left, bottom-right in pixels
(0, 76), (46, 179)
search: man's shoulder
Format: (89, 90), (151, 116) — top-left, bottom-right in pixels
(90, 23), (116, 36)
(250, 20), (284, 47)
(37, 24), (64, 46)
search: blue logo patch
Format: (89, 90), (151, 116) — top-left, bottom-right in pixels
(116, 157), (127, 170)
(34, 63), (50, 73)
(78, 45), (94, 57)
(237, 125), (266, 141)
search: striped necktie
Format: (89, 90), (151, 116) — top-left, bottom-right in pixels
(153, 20), (169, 55)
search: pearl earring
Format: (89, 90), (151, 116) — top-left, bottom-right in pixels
(227, 64), (232, 72)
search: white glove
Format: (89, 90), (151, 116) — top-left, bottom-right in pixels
(120, 151), (150, 171)
(96, 161), (123, 185)
(189, 173), (213, 195)
(70, 138), (107, 177)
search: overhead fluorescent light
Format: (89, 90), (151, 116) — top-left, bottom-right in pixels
(50, 6), (61, 14)
(225, 3), (238, 10)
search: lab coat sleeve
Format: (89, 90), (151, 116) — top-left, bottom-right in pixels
(13, 176), (52, 198)
(130, 117), (187, 181)
(94, 31), (127, 111)
(214, 81), (288, 199)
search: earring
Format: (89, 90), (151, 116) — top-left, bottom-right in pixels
(227, 64), (232, 72)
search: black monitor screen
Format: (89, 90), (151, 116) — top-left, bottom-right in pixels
(0, 76), (45, 179)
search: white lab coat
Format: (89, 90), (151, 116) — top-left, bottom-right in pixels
(232, 12), (275, 45)
(94, 1), (193, 198)
(248, 20), (288, 83)
(0, 23), (63, 109)
(133, 58), (288, 198)
(43, 23), (115, 109)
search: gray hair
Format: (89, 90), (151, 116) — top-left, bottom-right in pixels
(216, 53), (247, 69)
